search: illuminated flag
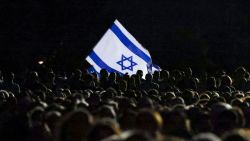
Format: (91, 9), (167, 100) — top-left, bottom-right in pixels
(86, 20), (160, 77)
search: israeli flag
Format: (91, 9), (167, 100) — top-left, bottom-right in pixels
(86, 20), (160, 77)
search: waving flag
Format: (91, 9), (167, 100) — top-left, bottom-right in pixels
(86, 20), (160, 77)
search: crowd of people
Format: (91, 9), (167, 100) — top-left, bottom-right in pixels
(0, 66), (250, 141)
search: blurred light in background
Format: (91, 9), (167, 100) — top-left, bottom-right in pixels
(38, 60), (44, 65)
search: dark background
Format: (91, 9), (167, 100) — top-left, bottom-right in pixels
(1, 0), (250, 73)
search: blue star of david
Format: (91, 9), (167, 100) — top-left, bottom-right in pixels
(117, 55), (137, 71)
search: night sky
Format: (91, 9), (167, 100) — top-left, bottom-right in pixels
(1, 0), (250, 72)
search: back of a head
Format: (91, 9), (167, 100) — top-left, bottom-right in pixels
(213, 109), (239, 135)
(220, 75), (233, 86)
(100, 69), (109, 78)
(184, 67), (192, 78)
(87, 119), (120, 141)
(222, 130), (248, 141)
(136, 70), (143, 78)
(161, 70), (169, 80)
(234, 67), (246, 78)
(96, 105), (116, 119)
(109, 72), (116, 81)
(153, 71), (160, 80)
(55, 108), (94, 141)
(207, 77), (216, 89)
(161, 109), (193, 139)
(135, 109), (163, 134)
(74, 69), (82, 79)
(192, 132), (221, 141)
(145, 73), (153, 82)
(181, 90), (198, 105)
(137, 97), (154, 109)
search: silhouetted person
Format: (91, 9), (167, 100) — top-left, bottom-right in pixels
(178, 67), (197, 91)
(0, 72), (20, 94)
(99, 69), (109, 89)
(44, 71), (56, 90)
(153, 71), (160, 84)
(107, 72), (118, 89)
(206, 77), (217, 91)
(23, 71), (46, 92)
(159, 70), (172, 92)
(140, 73), (159, 91)
(68, 69), (85, 90)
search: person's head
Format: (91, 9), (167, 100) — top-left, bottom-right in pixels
(85, 73), (94, 82)
(45, 111), (61, 135)
(135, 109), (163, 136)
(207, 77), (217, 90)
(86, 93), (101, 108)
(188, 110), (212, 133)
(47, 71), (55, 81)
(184, 67), (192, 78)
(200, 93), (210, 101)
(213, 109), (239, 135)
(28, 106), (45, 126)
(222, 129), (249, 141)
(192, 132), (221, 141)
(231, 98), (243, 107)
(118, 109), (137, 130)
(136, 70), (143, 78)
(119, 80), (127, 91)
(161, 110), (192, 139)
(117, 97), (136, 114)
(220, 75), (233, 86)
(87, 119), (120, 141)
(137, 97), (154, 109)
(100, 69), (109, 78)
(0, 90), (8, 103)
(231, 107), (246, 128)
(73, 69), (82, 79)
(101, 91), (114, 101)
(96, 105), (116, 119)
(153, 71), (160, 81)
(171, 96), (186, 106)
(234, 67), (247, 79)
(109, 72), (117, 81)
(145, 73), (153, 82)
(172, 70), (183, 81)
(55, 108), (94, 141)
(164, 92), (176, 100)
(181, 90), (198, 106)
(160, 70), (169, 80)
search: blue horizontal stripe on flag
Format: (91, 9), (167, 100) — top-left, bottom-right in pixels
(88, 51), (124, 74)
(110, 23), (152, 63)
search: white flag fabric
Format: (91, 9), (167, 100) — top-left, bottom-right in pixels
(86, 20), (160, 77)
